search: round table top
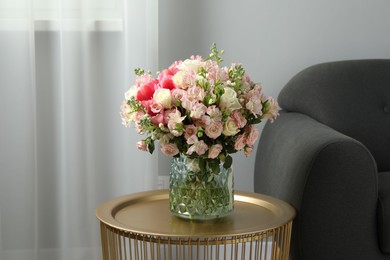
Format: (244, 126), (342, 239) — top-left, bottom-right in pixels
(96, 190), (295, 239)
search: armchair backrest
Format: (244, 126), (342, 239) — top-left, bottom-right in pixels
(278, 60), (390, 172)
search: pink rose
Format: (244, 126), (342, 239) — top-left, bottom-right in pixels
(234, 134), (246, 150)
(151, 113), (164, 125)
(246, 125), (259, 146)
(208, 144), (223, 159)
(205, 121), (223, 139)
(231, 110), (247, 128)
(161, 143), (179, 156)
(150, 102), (163, 114)
(137, 140), (148, 151)
(184, 125), (197, 140)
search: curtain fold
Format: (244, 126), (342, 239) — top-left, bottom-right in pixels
(0, 1), (159, 259)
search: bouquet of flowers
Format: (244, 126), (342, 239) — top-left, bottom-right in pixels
(120, 44), (279, 169)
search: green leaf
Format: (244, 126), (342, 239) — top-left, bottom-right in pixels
(249, 116), (262, 125)
(224, 155), (233, 169)
(199, 158), (206, 172)
(147, 138), (155, 154)
(209, 159), (220, 174)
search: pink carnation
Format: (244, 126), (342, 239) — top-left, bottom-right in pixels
(190, 103), (207, 119)
(231, 110), (247, 128)
(246, 125), (259, 146)
(245, 85), (263, 115)
(171, 89), (186, 105)
(187, 140), (208, 156)
(206, 105), (222, 123)
(187, 85), (206, 102)
(234, 134), (246, 151)
(263, 97), (280, 123)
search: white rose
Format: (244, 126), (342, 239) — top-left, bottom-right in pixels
(219, 87), (242, 112)
(179, 59), (202, 73)
(172, 71), (185, 89)
(153, 88), (172, 109)
(125, 85), (137, 100)
(222, 117), (240, 136)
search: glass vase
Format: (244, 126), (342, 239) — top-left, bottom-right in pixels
(169, 154), (234, 220)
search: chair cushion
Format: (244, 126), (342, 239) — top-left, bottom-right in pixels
(278, 60), (390, 172)
(378, 171), (390, 253)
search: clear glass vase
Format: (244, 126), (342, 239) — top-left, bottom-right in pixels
(169, 154), (234, 220)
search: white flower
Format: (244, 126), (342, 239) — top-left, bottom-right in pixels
(219, 87), (242, 112)
(179, 59), (203, 74)
(153, 88), (172, 109)
(172, 71), (185, 89)
(124, 85), (137, 100)
(167, 110), (186, 136)
(222, 117), (240, 136)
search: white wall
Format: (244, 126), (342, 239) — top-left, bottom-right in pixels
(159, 0), (390, 191)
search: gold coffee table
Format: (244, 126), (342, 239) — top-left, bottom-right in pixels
(96, 190), (295, 260)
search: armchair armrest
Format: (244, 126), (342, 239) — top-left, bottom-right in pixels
(254, 111), (381, 259)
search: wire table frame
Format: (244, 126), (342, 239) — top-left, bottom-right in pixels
(96, 190), (295, 260)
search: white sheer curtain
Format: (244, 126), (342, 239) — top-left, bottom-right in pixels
(0, 0), (159, 259)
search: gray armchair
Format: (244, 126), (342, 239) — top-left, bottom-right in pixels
(254, 60), (390, 260)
